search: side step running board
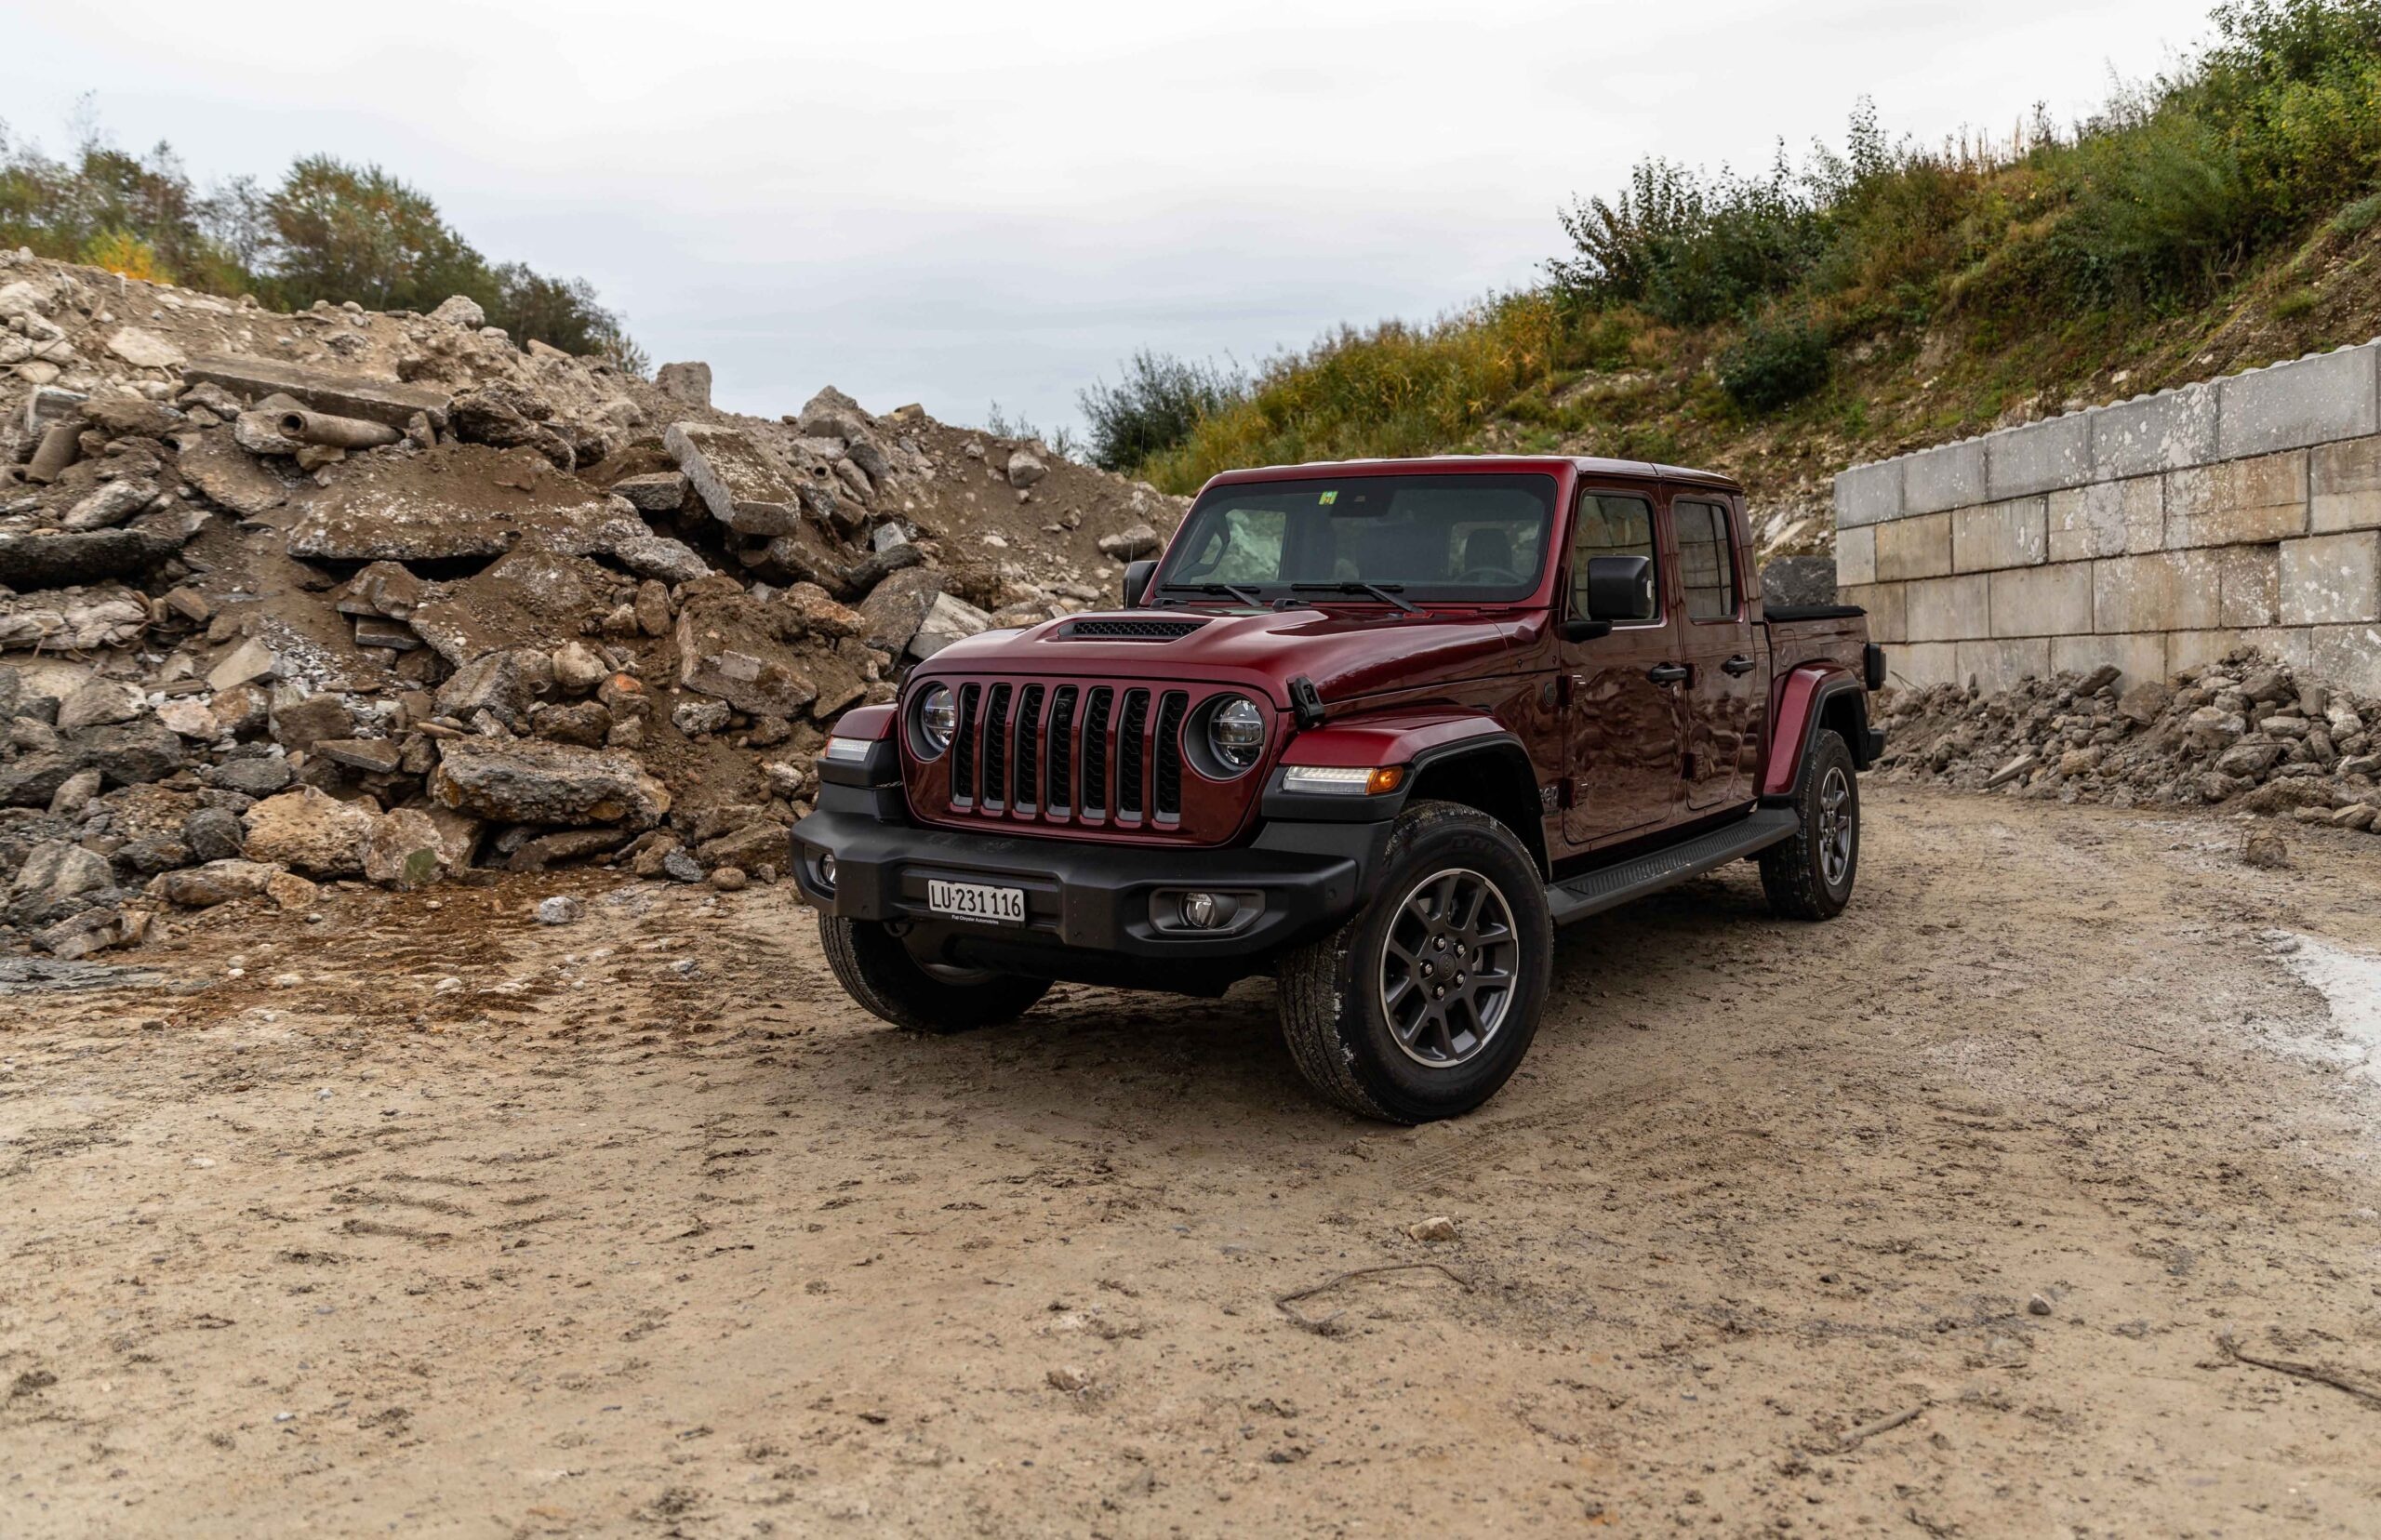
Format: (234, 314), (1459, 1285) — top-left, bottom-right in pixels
(1544, 808), (1798, 927)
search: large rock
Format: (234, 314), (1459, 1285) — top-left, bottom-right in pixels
(780, 582), (865, 639)
(60, 478), (157, 532)
(148, 858), (284, 909)
(910, 591), (995, 659)
(80, 398), (185, 438)
(181, 353), (453, 431)
(0, 528), (187, 589)
(857, 566), (945, 654)
(9, 840), (113, 904)
(0, 586), (150, 651)
(665, 422), (803, 536)
(242, 786), (381, 876)
(429, 738), (671, 829)
(655, 362), (712, 407)
(1096, 524), (1161, 560)
(175, 431), (290, 519)
(56, 679), (147, 736)
(286, 444), (618, 563)
(0, 719), (185, 805)
(598, 518), (711, 584)
(106, 327), (185, 369)
(364, 807), (459, 888)
(609, 471), (688, 512)
(433, 646), (554, 731)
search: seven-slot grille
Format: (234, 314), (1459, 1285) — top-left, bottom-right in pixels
(937, 680), (1212, 829)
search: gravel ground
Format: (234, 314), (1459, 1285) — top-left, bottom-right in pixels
(5, 784), (2379, 1537)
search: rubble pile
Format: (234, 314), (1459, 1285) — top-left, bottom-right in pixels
(0, 253), (1183, 958)
(1874, 650), (2381, 834)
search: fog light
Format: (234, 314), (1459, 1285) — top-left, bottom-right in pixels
(1180, 892), (1220, 928)
(818, 853), (838, 891)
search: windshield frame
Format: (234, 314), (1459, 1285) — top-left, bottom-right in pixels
(1151, 471), (1563, 608)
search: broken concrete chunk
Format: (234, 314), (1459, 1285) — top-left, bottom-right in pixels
(780, 582), (865, 639)
(268, 691), (354, 752)
(596, 514), (712, 584)
(0, 528), (187, 590)
(175, 430), (291, 519)
(855, 566), (944, 654)
(314, 737), (404, 775)
(361, 807), (453, 888)
(335, 561), (430, 620)
(79, 398), (184, 438)
(206, 637), (279, 692)
(1096, 523), (1162, 560)
(182, 353), (452, 431)
(430, 294), (486, 329)
(106, 326), (185, 369)
(0, 586), (150, 653)
(60, 478), (157, 532)
(665, 421), (803, 536)
(56, 678), (147, 735)
(655, 362), (712, 407)
(286, 444), (617, 564)
(429, 737), (671, 829)
(149, 858), (283, 908)
(408, 546), (612, 668)
(609, 471), (688, 512)
(909, 591), (995, 659)
(433, 646), (554, 732)
(674, 592), (818, 717)
(241, 786), (379, 876)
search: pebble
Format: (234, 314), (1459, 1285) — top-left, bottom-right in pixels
(1046, 1364), (1092, 1393)
(536, 896), (586, 925)
(1405, 1215), (1458, 1243)
(2028, 1294), (2054, 1317)
(709, 867), (748, 892)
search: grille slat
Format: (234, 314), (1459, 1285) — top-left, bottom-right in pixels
(1083, 687), (1112, 816)
(981, 684), (1012, 808)
(1154, 692), (1188, 818)
(1116, 689), (1150, 819)
(1014, 685), (1044, 814)
(951, 684), (979, 804)
(1047, 686), (1078, 813)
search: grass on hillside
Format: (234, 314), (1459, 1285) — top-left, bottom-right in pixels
(1088, 0), (2381, 533)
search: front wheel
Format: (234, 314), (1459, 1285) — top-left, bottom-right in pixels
(818, 914), (1051, 1032)
(1759, 728), (1859, 920)
(1277, 800), (1552, 1123)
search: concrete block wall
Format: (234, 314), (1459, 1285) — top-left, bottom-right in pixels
(1834, 341), (2381, 696)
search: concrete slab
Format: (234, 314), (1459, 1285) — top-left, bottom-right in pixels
(1902, 440), (1985, 515)
(2051, 631), (2165, 688)
(1839, 582), (1905, 644)
(1989, 563), (2093, 637)
(1835, 524), (1876, 588)
(2217, 543), (2281, 629)
(2311, 621), (2381, 695)
(1886, 641), (1960, 689)
(2165, 452), (2308, 548)
(1985, 415), (2090, 499)
(1953, 498), (2048, 574)
(2215, 344), (2380, 460)
(1833, 458), (1904, 529)
(2278, 530), (2380, 626)
(182, 353), (451, 431)
(1904, 573), (1989, 643)
(2047, 476), (2163, 563)
(1957, 637), (2050, 694)
(1876, 512), (1952, 582)
(2093, 550), (2224, 634)
(2090, 385), (2216, 480)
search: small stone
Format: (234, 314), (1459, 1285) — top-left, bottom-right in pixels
(1405, 1215), (1458, 1243)
(536, 896), (585, 925)
(2241, 829), (2291, 870)
(1096, 523), (1161, 560)
(2027, 1294), (2054, 1317)
(1045, 1364), (1092, 1394)
(709, 866), (748, 892)
(659, 848), (704, 883)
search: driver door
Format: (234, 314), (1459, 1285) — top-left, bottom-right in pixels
(1560, 490), (1683, 849)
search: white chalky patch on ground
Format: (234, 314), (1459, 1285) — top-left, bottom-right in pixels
(2265, 931), (2381, 1084)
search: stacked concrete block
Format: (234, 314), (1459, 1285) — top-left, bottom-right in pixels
(1832, 340), (2381, 693)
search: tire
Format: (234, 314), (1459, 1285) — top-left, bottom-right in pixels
(1277, 800), (1552, 1123)
(818, 914), (1051, 1032)
(1759, 728), (1859, 921)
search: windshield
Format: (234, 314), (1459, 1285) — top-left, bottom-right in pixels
(1154, 473), (1557, 605)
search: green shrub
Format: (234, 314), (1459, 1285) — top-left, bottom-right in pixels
(1076, 350), (1247, 472)
(1718, 314), (1832, 411)
(2331, 191), (2381, 232)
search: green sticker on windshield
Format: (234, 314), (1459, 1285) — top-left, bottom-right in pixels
(1317, 489), (1337, 505)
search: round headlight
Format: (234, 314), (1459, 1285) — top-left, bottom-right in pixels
(917, 685), (956, 758)
(1207, 696), (1265, 774)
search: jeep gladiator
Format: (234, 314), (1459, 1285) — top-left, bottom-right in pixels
(791, 456), (1883, 1122)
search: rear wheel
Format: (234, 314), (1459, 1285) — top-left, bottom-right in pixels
(818, 914), (1051, 1032)
(1278, 800), (1551, 1122)
(1759, 728), (1859, 920)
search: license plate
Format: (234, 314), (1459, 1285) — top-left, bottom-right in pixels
(926, 879), (1026, 925)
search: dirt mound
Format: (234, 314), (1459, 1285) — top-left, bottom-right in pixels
(0, 251), (1186, 958)
(1874, 649), (2380, 833)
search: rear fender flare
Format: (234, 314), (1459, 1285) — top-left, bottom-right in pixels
(1762, 666), (1871, 801)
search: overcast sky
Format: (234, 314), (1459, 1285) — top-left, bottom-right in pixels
(10, 0), (2207, 439)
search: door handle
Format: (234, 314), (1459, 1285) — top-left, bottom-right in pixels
(1722, 654), (1757, 676)
(1647, 663), (1690, 685)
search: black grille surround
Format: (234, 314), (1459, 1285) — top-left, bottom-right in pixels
(921, 676), (1257, 839)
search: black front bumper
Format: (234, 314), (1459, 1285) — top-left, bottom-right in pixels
(789, 782), (1387, 978)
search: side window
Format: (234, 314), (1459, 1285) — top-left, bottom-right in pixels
(1675, 501), (1739, 621)
(1570, 494), (1658, 622)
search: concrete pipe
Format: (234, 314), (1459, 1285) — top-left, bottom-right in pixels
(274, 409), (403, 450)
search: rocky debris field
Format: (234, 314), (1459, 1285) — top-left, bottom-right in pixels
(0, 253), (1182, 962)
(3, 785), (2379, 1535)
(1875, 647), (2381, 846)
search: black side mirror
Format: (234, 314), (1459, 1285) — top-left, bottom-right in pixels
(1122, 559), (1157, 608)
(1584, 555), (1655, 622)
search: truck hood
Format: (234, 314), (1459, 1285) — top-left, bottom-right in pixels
(918, 605), (1547, 708)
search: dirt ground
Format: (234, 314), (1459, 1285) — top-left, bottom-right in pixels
(5, 785), (2380, 1538)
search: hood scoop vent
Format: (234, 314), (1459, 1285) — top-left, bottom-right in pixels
(1059, 617), (1207, 641)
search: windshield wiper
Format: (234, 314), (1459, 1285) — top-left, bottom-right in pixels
(1160, 582), (1272, 607)
(1292, 581), (1418, 616)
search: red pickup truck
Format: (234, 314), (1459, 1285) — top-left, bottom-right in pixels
(792, 457), (1882, 1122)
